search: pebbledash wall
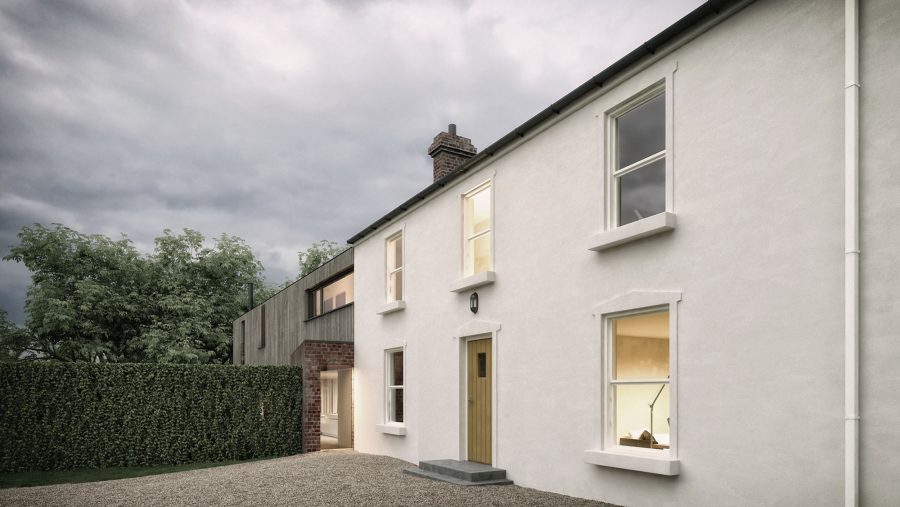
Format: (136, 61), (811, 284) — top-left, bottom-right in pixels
(350, 1), (900, 506)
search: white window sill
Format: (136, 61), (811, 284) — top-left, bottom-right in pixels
(376, 424), (407, 436)
(583, 449), (680, 476)
(588, 212), (676, 252)
(376, 300), (406, 315)
(450, 271), (496, 293)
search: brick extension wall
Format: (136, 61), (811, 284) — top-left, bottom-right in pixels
(292, 341), (354, 453)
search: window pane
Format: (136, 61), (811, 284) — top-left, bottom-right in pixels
(615, 383), (669, 449)
(389, 388), (404, 423)
(391, 351), (403, 386)
(321, 272), (355, 313)
(617, 93), (665, 168)
(613, 311), (669, 380)
(466, 234), (492, 275)
(466, 186), (491, 237)
(477, 352), (486, 378)
(331, 380), (338, 414)
(312, 290), (322, 317)
(618, 158), (665, 226)
(387, 235), (402, 270)
(389, 270), (403, 302)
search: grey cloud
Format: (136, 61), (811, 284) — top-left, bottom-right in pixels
(0, 0), (702, 324)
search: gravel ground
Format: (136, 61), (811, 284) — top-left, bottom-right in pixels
(0, 450), (617, 506)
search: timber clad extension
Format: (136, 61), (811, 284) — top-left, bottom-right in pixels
(232, 248), (353, 366)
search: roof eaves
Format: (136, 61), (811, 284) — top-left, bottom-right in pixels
(347, 0), (745, 245)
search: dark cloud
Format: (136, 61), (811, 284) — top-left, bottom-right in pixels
(0, 0), (702, 324)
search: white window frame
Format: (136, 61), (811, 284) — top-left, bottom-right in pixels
(585, 290), (681, 476)
(461, 180), (493, 277)
(385, 347), (405, 425)
(589, 72), (676, 252)
(606, 81), (669, 229)
(385, 231), (404, 303)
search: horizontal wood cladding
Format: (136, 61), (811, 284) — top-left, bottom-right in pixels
(232, 248), (354, 365)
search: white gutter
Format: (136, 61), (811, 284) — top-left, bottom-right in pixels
(844, 0), (859, 506)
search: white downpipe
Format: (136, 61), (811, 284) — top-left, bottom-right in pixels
(844, 0), (860, 506)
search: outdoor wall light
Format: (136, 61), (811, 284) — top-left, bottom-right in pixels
(469, 292), (479, 314)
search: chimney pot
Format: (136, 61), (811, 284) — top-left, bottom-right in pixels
(428, 123), (477, 182)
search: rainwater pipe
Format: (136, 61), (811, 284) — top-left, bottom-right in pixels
(844, 0), (860, 505)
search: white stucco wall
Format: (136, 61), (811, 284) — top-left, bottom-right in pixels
(859, 0), (900, 505)
(351, 0), (898, 505)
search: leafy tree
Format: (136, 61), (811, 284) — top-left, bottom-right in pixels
(297, 240), (348, 277)
(0, 310), (32, 362)
(3, 224), (150, 362)
(134, 229), (266, 363)
(2, 224), (268, 364)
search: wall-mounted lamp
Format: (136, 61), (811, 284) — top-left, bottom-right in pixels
(469, 292), (479, 314)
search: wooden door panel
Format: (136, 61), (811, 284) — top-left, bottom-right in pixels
(467, 338), (492, 464)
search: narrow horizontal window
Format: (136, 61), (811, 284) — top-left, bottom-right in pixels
(309, 272), (355, 318)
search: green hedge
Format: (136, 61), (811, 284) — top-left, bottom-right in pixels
(0, 362), (302, 472)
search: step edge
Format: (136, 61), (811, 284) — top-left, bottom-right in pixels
(404, 467), (513, 487)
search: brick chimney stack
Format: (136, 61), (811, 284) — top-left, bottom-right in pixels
(428, 124), (477, 181)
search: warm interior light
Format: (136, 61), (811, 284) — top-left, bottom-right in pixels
(613, 310), (669, 449)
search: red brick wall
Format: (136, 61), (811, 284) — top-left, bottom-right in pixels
(293, 341), (354, 453)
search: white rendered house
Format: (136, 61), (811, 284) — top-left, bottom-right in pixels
(347, 0), (899, 505)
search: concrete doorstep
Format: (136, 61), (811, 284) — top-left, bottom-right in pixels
(404, 460), (513, 486)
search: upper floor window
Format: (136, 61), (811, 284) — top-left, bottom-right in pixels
(611, 86), (666, 226)
(386, 232), (403, 302)
(310, 272), (354, 318)
(463, 181), (492, 276)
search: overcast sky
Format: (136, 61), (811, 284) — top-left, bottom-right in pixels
(0, 0), (702, 324)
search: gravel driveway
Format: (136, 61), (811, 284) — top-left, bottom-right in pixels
(0, 450), (616, 506)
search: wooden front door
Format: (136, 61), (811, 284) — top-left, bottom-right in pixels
(467, 338), (492, 464)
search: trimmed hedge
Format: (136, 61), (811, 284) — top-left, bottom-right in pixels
(0, 362), (302, 472)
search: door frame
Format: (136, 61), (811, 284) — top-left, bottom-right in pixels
(456, 319), (501, 466)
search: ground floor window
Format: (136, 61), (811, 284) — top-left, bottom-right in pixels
(610, 310), (670, 450)
(593, 291), (680, 460)
(385, 348), (404, 424)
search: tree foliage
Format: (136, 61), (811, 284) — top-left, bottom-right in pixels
(297, 239), (348, 277)
(2, 224), (266, 363)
